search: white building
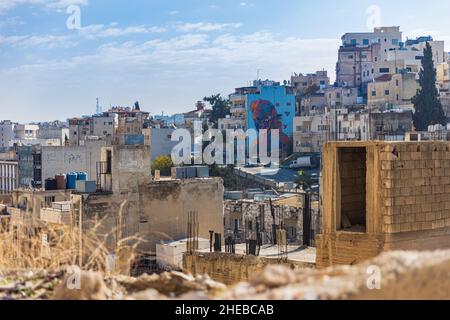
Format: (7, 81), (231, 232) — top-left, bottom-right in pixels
(14, 124), (39, 140)
(0, 161), (18, 194)
(341, 26), (402, 61)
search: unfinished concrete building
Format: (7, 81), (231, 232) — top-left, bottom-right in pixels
(223, 194), (319, 245)
(316, 141), (450, 268)
(71, 145), (224, 274)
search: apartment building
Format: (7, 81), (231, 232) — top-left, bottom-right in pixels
(0, 121), (15, 150)
(291, 70), (330, 94)
(0, 161), (18, 194)
(367, 73), (419, 108)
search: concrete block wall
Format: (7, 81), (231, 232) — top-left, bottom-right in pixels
(317, 141), (450, 269)
(379, 143), (450, 234)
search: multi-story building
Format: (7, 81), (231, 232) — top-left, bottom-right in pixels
(437, 60), (450, 91)
(291, 71), (330, 94)
(69, 106), (149, 146)
(142, 127), (179, 161)
(68, 118), (92, 146)
(367, 73), (419, 109)
(294, 113), (332, 153)
(341, 26), (402, 61)
(37, 121), (69, 146)
(324, 86), (361, 108)
(0, 121), (15, 150)
(17, 145), (42, 188)
(299, 92), (326, 116)
(0, 161), (18, 194)
(14, 124), (39, 141)
(183, 101), (212, 129)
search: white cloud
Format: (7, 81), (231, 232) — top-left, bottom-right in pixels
(0, 0), (88, 14)
(0, 30), (341, 122)
(78, 24), (167, 39)
(0, 33), (75, 48)
(176, 22), (243, 33)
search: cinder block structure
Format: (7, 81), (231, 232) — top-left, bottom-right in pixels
(316, 141), (450, 268)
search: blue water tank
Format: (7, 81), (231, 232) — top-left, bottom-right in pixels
(66, 172), (78, 189)
(77, 172), (88, 181)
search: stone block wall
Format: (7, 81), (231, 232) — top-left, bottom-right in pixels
(317, 141), (450, 269)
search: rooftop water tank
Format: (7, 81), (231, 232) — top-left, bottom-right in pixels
(66, 172), (78, 190)
(55, 174), (67, 190)
(45, 178), (57, 191)
(77, 172), (88, 181)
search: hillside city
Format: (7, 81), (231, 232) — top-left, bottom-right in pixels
(1, 25), (450, 300)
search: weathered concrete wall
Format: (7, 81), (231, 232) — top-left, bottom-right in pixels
(317, 141), (450, 269)
(79, 178), (224, 256)
(183, 252), (314, 285)
(41, 140), (106, 181)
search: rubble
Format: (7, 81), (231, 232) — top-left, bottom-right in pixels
(0, 250), (449, 300)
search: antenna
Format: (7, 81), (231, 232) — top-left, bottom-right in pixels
(96, 97), (102, 115)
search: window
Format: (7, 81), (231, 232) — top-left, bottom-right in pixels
(385, 90), (390, 96)
(361, 55), (367, 59)
(396, 80), (399, 86)
(348, 55), (354, 59)
(363, 39), (369, 45)
(371, 91), (377, 97)
(379, 68), (390, 73)
(350, 39), (357, 45)
(392, 39), (399, 45)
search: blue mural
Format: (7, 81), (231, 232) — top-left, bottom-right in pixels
(246, 85), (295, 148)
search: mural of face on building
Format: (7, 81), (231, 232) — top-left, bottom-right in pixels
(250, 100), (290, 145)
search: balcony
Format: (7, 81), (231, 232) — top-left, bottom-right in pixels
(230, 106), (245, 114)
(40, 208), (72, 225)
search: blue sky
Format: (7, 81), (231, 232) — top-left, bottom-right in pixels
(1, 0), (450, 122)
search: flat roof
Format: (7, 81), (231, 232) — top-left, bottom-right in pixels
(197, 244), (316, 264)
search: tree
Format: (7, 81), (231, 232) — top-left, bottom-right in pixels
(203, 94), (231, 128)
(295, 170), (312, 191)
(412, 42), (446, 131)
(151, 155), (173, 176)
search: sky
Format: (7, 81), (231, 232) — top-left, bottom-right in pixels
(1, 0), (450, 123)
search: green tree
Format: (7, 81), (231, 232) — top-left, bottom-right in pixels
(412, 42), (446, 131)
(151, 155), (173, 176)
(295, 170), (312, 190)
(203, 94), (231, 128)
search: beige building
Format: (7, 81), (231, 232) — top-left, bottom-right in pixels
(291, 71), (330, 94)
(294, 114), (332, 153)
(324, 87), (360, 108)
(317, 141), (450, 268)
(367, 73), (419, 108)
(69, 145), (224, 273)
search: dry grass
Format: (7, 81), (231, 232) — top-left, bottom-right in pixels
(0, 200), (143, 275)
